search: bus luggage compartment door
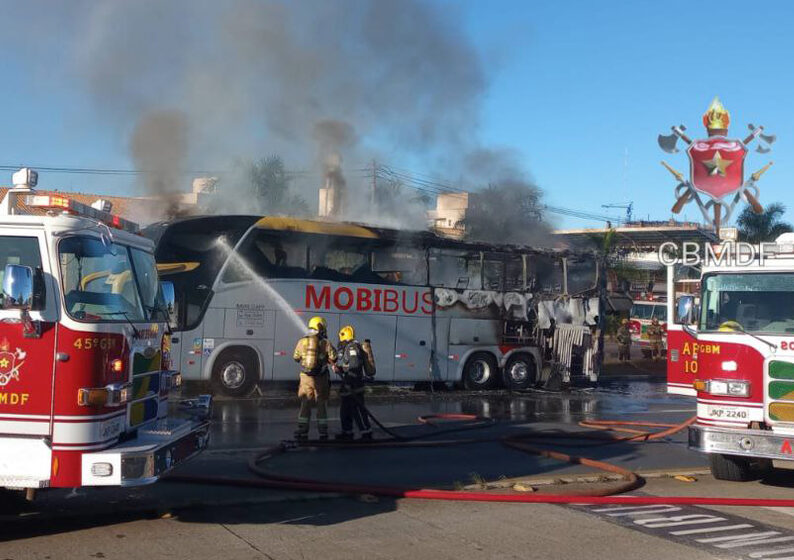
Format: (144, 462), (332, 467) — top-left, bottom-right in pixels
(394, 317), (433, 383)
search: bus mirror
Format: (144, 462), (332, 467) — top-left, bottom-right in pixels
(160, 281), (177, 327)
(2, 264), (34, 310)
(676, 295), (695, 325)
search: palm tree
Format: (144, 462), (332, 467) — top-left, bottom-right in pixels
(736, 202), (793, 244)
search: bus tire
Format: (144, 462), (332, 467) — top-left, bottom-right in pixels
(503, 353), (537, 391)
(212, 347), (259, 398)
(462, 352), (499, 390)
(709, 453), (754, 482)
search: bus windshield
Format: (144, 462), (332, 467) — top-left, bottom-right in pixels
(59, 236), (161, 323)
(700, 272), (794, 334)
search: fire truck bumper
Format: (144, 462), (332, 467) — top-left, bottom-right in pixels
(82, 395), (212, 486)
(690, 424), (794, 461)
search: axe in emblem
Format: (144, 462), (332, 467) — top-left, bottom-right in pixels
(657, 125), (692, 153)
(746, 124), (776, 153)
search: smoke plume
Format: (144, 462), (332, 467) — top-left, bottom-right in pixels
(12, 0), (549, 238)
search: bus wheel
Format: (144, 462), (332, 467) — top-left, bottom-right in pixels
(212, 348), (259, 398)
(503, 353), (537, 391)
(462, 353), (499, 390)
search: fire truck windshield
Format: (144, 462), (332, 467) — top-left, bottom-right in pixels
(59, 236), (161, 323)
(700, 272), (794, 335)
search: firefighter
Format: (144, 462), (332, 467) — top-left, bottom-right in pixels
(616, 318), (631, 362)
(293, 316), (337, 440)
(335, 325), (376, 441)
(647, 316), (664, 362)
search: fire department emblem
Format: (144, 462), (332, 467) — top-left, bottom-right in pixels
(0, 338), (25, 387)
(658, 97), (776, 232)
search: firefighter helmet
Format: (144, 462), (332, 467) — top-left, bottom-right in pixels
(308, 316), (327, 333)
(621, 318), (628, 325)
(339, 325), (355, 342)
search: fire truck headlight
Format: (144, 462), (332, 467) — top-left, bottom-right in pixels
(727, 381), (750, 397)
(78, 383), (132, 407)
(91, 462), (113, 477)
(696, 379), (750, 398)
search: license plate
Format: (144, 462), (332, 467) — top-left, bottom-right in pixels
(704, 404), (749, 420)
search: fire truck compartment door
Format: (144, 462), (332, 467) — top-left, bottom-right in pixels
(0, 230), (58, 436)
(666, 325), (696, 396)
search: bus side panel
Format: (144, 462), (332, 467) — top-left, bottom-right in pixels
(177, 324), (206, 381)
(667, 325), (696, 396)
(339, 313), (396, 382)
(394, 317), (433, 382)
(432, 317), (450, 381)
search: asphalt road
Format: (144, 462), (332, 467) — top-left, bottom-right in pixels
(2, 365), (794, 560)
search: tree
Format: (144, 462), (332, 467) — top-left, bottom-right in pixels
(462, 182), (549, 245)
(736, 202), (793, 244)
(246, 155), (309, 215)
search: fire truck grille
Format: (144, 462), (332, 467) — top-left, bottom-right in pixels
(129, 349), (163, 428)
(768, 360), (794, 422)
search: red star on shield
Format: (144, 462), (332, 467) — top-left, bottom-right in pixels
(687, 137), (746, 200)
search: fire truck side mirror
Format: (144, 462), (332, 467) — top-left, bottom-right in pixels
(676, 295), (695, 326)
(160, 281), (177, 327)
(2, 264), (34, 310)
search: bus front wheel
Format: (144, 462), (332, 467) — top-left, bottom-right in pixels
(212, 347), (259, 398)
(462, 352), (499, 390)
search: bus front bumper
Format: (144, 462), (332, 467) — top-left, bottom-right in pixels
(82, 395), (212, 486)
(689, 424), (794, 461)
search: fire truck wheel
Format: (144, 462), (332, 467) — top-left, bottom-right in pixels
(709, 453), (757, 482)
(462, 353), (499, 390)
(503, 353), (537, 391)
(212, 347), (259, 398)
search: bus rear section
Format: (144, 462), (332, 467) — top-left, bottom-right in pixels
(0, 179), (210, 491)
(148, 216), (605, 396)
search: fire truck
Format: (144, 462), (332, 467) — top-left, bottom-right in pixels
(667, 236), (794, 481)
(0, 169), (210, 495)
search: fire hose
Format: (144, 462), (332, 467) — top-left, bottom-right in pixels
(167, 406), (794, 507)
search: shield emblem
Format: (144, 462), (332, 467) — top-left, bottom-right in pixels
(687, 136), (746, 200)
(0, 351), (16, 386)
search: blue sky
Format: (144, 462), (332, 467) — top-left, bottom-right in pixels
(0, 0), (791, 229)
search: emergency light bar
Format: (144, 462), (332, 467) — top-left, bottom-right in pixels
(25, 195), (140, 234)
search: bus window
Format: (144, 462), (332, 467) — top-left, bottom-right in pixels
(308, 241), (379, 283)
(223, 231), (308, 282)
(372, 246), (427, 285)
(504, 256), (524, 291)
(429, 249), (481, 289)
(482, 254), (504, 291)
(529, 254), (564, 294)
(566, 255), (598, 294)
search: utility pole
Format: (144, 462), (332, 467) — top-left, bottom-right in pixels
(371, 160), (377, 210)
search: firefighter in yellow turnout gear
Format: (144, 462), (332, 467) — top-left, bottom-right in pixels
(647, 316), (664, 362)
(335, 325), (376, 441)
(293, 316), (337, 440)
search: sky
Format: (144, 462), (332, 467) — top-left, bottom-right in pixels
(0, 0), (791, 229)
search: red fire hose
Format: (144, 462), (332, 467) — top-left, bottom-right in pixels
(167, 413), (794, 507)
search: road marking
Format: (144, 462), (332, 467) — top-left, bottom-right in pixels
(766, 507), (794, 518)
(571, 500), (794, 560)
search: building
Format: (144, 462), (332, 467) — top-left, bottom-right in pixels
(426, 192), (472, 239)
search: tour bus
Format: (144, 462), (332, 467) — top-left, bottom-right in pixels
(143, 216), (604, 396)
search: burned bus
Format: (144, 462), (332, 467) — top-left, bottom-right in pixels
(143, 216), (605, 396)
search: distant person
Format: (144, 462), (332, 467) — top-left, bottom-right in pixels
(616, 318), (632, 362)
(292, 316), (337, 441)
(647, 317), (664, 362)
(335, 325), (376, 441)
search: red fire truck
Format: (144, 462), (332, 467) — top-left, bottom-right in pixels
(0, 169), (210, 495)
(667, 240), (794, 481)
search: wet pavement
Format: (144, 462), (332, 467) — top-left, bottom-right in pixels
(4, 365), (794, 559)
